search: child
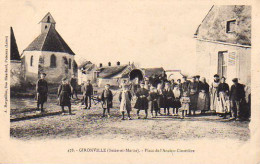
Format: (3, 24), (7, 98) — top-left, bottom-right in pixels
(173, 84), (181, 116)
(119, 85), (132, 120)
(134, 82), (149, 119)
(58, 78), (72, 115)
(180, 92), (190, 118)
(148, 86), (159, 118)
(101, 84), (113, 118)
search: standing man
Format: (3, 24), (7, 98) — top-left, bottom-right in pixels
(163, 82), (174, 115)
(36, 73), (48, 113)
(188, 76), (199, 115)
(70, 74), (78, 99)
(82, 80), (93, 109)
(134, 82), (149, 119)
(229, 78), (245, 121)
(181, 76), (190, 96)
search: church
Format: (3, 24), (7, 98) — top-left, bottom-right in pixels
(21, 12), (77, 84)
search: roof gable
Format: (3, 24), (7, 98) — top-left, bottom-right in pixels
(40, 12), (56, 24)
(10, 27), (21, 60)
(195, 5), (251, 46)
(24, 25), (75, 55)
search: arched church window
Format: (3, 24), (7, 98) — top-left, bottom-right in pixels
(50, 54), (56, 68)
(47, 16), (50, 23)
(30, 55), (33, 66)
(69, 58), (72, 69)
(45, 25), (48, 29)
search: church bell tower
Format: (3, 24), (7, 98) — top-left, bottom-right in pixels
(40, 12), (56, 33)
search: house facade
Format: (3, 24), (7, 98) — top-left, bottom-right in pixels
(194, 5), (251, 86)
(21, 12), (77, 84)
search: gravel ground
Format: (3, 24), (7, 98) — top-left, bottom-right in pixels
(10, 93), (250, 141)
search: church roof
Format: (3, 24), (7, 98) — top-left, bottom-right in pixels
(10, 27), (21, 60)
(24, 12), (75, 55)
(24, 25), (75, 55)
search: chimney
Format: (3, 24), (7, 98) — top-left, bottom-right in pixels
(99, 63), (103, 68)
(108, 62), (111, 66)
(117, 61), (120, 66)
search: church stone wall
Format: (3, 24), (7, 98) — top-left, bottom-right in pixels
(10, 60), (24, 88)
(41, 51), (75, 83)
(21, 51), (77, 84)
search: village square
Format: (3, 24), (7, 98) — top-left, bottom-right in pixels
(10, 5), (251, 141)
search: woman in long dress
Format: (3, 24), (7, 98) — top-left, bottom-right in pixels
(216, 77), (230, 118)
(210, 74), (220, 112)
(58, 78), (72, 115)
(197, 77), (210, 114)
(119, 85), (132, 120)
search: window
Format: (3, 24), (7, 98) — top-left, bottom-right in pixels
(30, 56), (33, 66)
(45, 25), (48, 29)
(226, 20), (236, 33)
(69, 58), (72, 69)
(50, 54), (56, 68)
(47, 16), (50, 23)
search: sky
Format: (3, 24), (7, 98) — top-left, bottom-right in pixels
(0, 0), (213, 75)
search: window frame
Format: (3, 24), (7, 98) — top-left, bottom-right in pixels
(50, 54), (57, 68)
(226, 19), (236, 33)
(30, 55), (33, 67)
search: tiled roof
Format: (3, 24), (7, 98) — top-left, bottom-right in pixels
(24, 25), (75, 55)
(98, 65), (128, 78)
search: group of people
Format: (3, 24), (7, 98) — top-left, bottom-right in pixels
(35, 72), (249, 121)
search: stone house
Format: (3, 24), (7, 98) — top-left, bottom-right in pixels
(21, 12), (77, 84)
(194, 5), (251, 86)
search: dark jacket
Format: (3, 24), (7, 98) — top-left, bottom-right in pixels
(82, 84), (93, 96)
(230, 83), (245, 101)
(163, 89), (174, 108)
(188, 81), (199, 95)
(198, 82), (210, 93)
(181, 80), (190, 93)
(217, 83), (229, 97)
(134, 88), (149, 110)
(148, 92), (159, 111)
(101, 89), (113, 108)
(36, 79), (48, 103)
(58, 84), (72, 106)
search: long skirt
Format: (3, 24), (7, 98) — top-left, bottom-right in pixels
(210, 90), (219, 111)
(173, 98), (181, 109)
(190, 94), (198, 111)
(197, 91), (210, 111)
(157, 95), (165, 108)
(216, 92), (230, 114)
(59, 91), (71, 106)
